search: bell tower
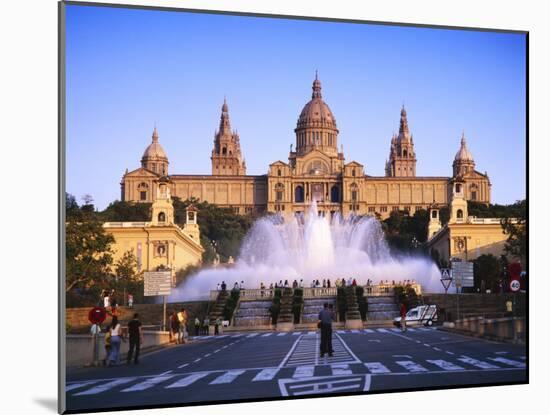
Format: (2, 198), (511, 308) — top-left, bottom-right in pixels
(183, 205), (200, 242)
(387, 106), (417, 177)
(151, 178), (174, 226)
(211, 99), (246, 176)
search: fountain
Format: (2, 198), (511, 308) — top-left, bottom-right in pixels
(167, 201), (443, 302)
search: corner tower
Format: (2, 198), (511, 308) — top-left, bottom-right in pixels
(453, 132), (475, 177)
(141, 127), (169, 176)
(211, 99), (246, 176)
(386, 106), (417, 177)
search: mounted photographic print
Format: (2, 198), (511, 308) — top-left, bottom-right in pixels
(59, 1), (528, 413)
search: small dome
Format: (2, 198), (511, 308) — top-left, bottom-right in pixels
(296, 76), (337, 130)
(454, 133), (473, 162)
(142, 127), (168, 161)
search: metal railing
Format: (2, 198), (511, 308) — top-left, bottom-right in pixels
(209, 283), (421, 301)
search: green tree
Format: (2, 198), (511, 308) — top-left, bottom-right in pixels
(65, 219), (115, 293)
(100, 200), (152, 222)
(473, 254), (501, 292)
(501, 200), (526, 263)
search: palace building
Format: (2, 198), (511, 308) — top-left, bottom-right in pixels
(121, 76), (491, 218)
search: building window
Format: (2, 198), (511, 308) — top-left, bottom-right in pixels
(404, 206), (411, 214)
(351, 190), (357, 201)
(222, 147), (227, 155)
(455, 183), (462, 193)
(158, 212), (166, 222)
(232, 207), (239, 214)
(471, 191), (477, 201)
(278, 168), (282, 176)
(151, 163), (156, 172)
(330, 185), (339, 203)
(368, 206), (375, 213)
(352, 169), (356, 177)
(415, 206), (422, 212)
(140, 191), (147, 201)
(380, 206), (388, 213)
(295, 185), (304, 203)
(457, 209), (464, 219)
(392, 206), (399, 212)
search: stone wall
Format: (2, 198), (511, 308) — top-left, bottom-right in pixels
(422, 293), (526, 321)
(66, 301), (210, 333)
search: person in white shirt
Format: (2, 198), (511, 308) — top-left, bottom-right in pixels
(107, 316), (122, 366)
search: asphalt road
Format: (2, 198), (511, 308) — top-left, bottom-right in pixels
(65, 327), (527, 412)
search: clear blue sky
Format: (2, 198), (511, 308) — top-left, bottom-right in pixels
(65, 4), (526, 210)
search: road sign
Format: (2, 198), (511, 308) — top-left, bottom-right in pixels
(440, 268), (453, 293)
(509, 279), (521, 292)
(144, 271), (172, 296)
(88, 307), (107, 325)
(451, 261), (474, 288)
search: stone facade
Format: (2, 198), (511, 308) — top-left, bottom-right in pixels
(121, 76), (491, 218)
(106, 179), (204, 279)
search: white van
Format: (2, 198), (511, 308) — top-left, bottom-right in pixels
(393, 305), (438, 327)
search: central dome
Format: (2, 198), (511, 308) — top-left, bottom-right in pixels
(296, 77), (337, 130)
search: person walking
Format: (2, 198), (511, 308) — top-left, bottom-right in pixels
(126, 313), (143, 365)
(327, 303), (335, 355)
(318, 302), (335, 357)
(214, 317), (221, 335)
(127, 293), (134, 308)
(170, 311), (180, 344)
(177, 308), (187, 344)
(400, 302), (407, 332)
(107, 316), (122, 366)
(203, 317), (209, 335)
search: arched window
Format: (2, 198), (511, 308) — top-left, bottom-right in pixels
(352, 169), (356, 177)
(222, 147), (227, 155)
(138, 182), (148, 201)
(457, 209), (463, 219)
(455, 183), (462, 193)
(331, 185), (339, 202)
(295, 185), (304, 203)
(432, 210), (438, 219)
(158, 212), (166, 222)
(277, 168), (282, 177)
(403, 150), (408, 157)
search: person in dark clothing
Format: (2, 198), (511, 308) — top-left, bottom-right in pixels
(127, 313), (143, 364)
(318, 302), (335, 357)
(327, 303), (335, 354)
(221, 281), (227, 291)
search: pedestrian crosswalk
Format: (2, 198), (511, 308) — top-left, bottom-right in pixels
(68, 353), (526, 397)
(190, 327), (437, 341)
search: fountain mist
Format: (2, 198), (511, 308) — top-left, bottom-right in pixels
(167, 202), (443, 301)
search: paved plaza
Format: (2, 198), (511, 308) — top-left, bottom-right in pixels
(66, 327), (527, 412)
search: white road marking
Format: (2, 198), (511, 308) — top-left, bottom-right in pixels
(252, 368), (280, 381)
(407, 328), (417, 332)
(246, 333), (259, 338)
(336, 330), (347, 334)
(122, 375), (175, 392)
(377, 328), (389, 333)
(66, 381), (99, 392)
(213, 349), (221, 353)
(193, 358), (202, 363)
(261, 333), (273, 337)
(293, 332), (302, 335)
(351, 330), (360, 333)
(488, 357), (526, 368)
(393, 354), (412, 359)
(293, 365), (315, 378)
(209, 370), (246, 384)
(73, 378), (137, 396)
(433, 347), (442, 352)
(458, 356), (499, 369)
(390, 328), (401, 332)
(204, 353), (211, 358)
(331, 364), (352, 375)
(445, 351), (455, 356)
(368, 339), (381, 343)
(423, 343), (431, 347)
(495, 351), (509, 355)
(278, 334), (304, 368)
(165, 373), (209, 389)
(177, 363), (189, 369)
(363, 329), (374, 333)
(277, 332), (288, 336)
(519, 356), (526, 360)
(396, 360), (428, 372)
(426, 360), (464, 371)
(364, 362), (390, 374)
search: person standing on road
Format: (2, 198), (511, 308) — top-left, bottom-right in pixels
(327, 303), (335, 355)
(400, 302), (407, 332)
(318, 302), (335, 357)
(214, 317), (221, 335)
(107, 316), (122, 366)
(127, 313), (143, 365)
(194, 317), (200, 335)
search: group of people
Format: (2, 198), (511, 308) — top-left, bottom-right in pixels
(100, 289), (135, 316)
(91, 313), (143, 367)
